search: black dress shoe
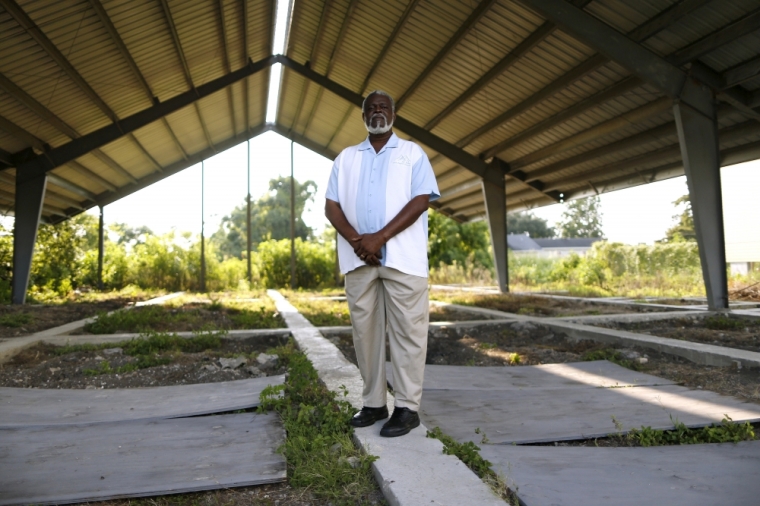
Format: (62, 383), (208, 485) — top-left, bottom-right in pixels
(350, 405), (389, 427)
(380, 407), (420, 437)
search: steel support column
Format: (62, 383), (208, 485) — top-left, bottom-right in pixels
(246, 140), (252, 284)
(290, 141), (296, 289)
(673, 89), (728, 310)
(481, 166), (508, 293)
(98, 206), (104, 290)
(200, 161), (206, 293)
(12, 174), (46, 304)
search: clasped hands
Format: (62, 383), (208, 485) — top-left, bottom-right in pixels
(351, 232), (385, 266)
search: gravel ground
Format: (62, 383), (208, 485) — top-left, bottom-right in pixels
(594, 314), (760, 353)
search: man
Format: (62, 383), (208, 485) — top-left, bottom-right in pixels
(325, 90), (439, 437)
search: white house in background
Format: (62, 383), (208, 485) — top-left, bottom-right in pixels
(721, 162), (760, 276)
(507, 233), (602, 258)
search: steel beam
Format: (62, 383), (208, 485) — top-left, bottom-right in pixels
(0, 115), (48, 152)
(673, 90), (727, 309)
(13, 56), (275, 183)
(482, 161), (508, 292)
(12, 173), (46, 304)
(723, 56), (760, 89)
(278, 56), (506, 187)
(217, 0), (237, 134)
(47, 174), (97, 201)
(517, 0), (755, 122)
(270, 124), (339, 160)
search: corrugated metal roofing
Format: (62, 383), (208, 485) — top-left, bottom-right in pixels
(1, 0), (760, 225)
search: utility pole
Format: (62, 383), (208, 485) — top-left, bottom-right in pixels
(290, 140), (296, 289)
(200, 161), (206, 293)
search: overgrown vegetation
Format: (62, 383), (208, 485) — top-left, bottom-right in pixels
(623, 416), (756, 447)
(84, 298), (283, 333)
(257, 341), (382, 505)
(426, 427), (517, 504)
(286, 295), (351, 327)
(704, 315), (748, 331)
(0, 312), (33, 327)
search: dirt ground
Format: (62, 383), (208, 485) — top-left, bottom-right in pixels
(0, 297), (143, 338)
(429, 291), (672, 317)
(595, 315), (760, 353)
(0, 335), (289, 389)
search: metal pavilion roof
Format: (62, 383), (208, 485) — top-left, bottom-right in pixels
(1, 0), (760, 225)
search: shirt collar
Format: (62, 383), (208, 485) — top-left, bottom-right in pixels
(358, 132), (399, 152)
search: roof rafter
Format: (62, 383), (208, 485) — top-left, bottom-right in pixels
(158, 0), (216, 152)
(326, 0), (422, 147)
(278, 55), (505, 187)
(217, 0), (238, 134)
(722, 55), (760, 89)
(289, 0), (334, 132)
(0, 72), (137, 184)
(86, 0), (188, 160)
(302, 0), (360, 135)
(395, 0), (498, 110)
(14, 56), (276, 183)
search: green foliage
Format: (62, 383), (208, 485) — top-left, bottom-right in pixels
(428, 210), (494, 270)
(210, 176), (317, 260)
(0, 312), (33, 327)
(288, 297), (351, 326)
(582, 348), (640, 371)
(704, 315), (746, 331)
(557, 195), (604, 238)
(629, 416), (756, 447)
(258, 341), (381, 504)
(507, 211), (555, 238)
(85, 305), (192, 334)
(257, 238), (335, 289)
(663, 194), (696, 243)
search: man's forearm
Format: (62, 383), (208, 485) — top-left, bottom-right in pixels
(325, 199), (360, 241)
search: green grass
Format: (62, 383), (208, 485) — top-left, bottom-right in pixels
(0, 313), (33, 327)
(257, 341), (382, 505)
(628, 416), (756, 447)
(704, 315), (750, 331)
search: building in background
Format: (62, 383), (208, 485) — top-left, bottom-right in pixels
(507, 233), (601, 258)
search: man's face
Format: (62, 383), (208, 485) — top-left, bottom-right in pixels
(362, 93), (395, 135)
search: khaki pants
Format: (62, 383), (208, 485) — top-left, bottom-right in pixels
(345, 266), (429, 411)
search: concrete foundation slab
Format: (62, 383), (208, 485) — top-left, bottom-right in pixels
(0, 412), (285, 506)
(0, 376), (284, 428)
(417, 383), (760, 444)
(480, 441), (760, 506)
(387, 361), (676, 391)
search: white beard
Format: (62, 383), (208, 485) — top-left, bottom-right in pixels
(365, 115), (393, 135)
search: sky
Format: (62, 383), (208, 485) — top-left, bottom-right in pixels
(87, 131), (760, 248)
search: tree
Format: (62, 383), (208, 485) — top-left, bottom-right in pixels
(507, 211), (555, 238)
(211, 176), (317, 259)
(556, 195), (604, 238)
(427, 210), (493, 269)
(662, 194), (696, 242)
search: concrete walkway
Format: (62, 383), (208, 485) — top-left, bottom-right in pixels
(267, 290), (505, 506)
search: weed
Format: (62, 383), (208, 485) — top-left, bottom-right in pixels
(0, 313), (33, 327)
(508, 352), (521, 365)
(629, 415), (756, 447)
(704, 315), (746, 331)
(582, 348), (640, 371)
(257, 341), (382, 505)
(478, 342), (498, 350)
(427, 427), (517, 504)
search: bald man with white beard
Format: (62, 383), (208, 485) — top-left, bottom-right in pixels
(325, 90), (440, 437)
